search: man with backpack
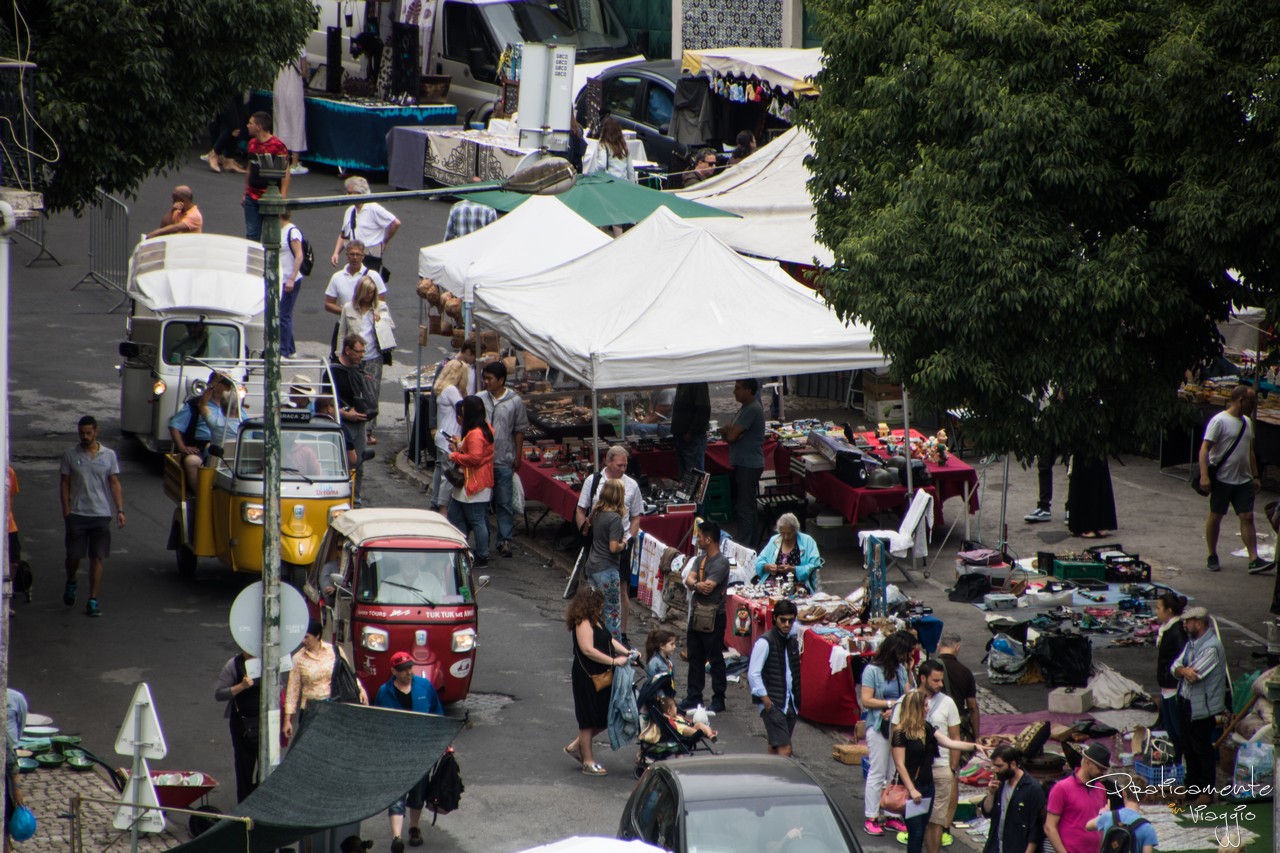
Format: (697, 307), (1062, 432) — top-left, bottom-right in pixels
(374, 651), (444, 851)
(278, 213), (311, 359)
(1085, 788), (1157, 853)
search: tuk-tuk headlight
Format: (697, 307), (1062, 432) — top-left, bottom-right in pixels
(240, 503), (265, 524)
(152, 380), (166, 397)
(362, 627), (389, 652)
(451, 628), (476, 653)
(328, 504), (351, 521)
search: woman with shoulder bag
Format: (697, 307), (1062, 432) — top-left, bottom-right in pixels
(891, 690), (983, 853)
(447, 396), (495, 566)
(282, 619), (367, 741)
(338, 275), (394, 447)
(429, 360), (469, 512)
(859, 631), (918, 837)
(213, 651), (262, 803)
(564, 587), (633, 777)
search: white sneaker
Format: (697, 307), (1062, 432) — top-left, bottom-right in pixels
(290, 165), (309, 175)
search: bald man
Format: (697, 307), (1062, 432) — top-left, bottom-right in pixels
(147, 186), (204, 238)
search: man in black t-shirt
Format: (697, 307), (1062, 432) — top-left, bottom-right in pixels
(936, 633), (979, 741)
(331, 333), (372, 505)
(682, 520), (730, 714)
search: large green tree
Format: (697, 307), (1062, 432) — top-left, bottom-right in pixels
(2, 0), (316, 212)
(802, 0), (1280, 459)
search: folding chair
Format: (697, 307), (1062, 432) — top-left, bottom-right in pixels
(755, 452), (808, 549)
(857, 490), (935, 584)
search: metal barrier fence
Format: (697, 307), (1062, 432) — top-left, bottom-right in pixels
(13, 213), (60, 266)
(71, 188), (130, 311)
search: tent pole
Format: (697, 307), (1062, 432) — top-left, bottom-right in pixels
(413, 300), (423, 468)
(998, 454), (1010, 552)
(591, 385), (601, 472)
(902, 387), (915, 577)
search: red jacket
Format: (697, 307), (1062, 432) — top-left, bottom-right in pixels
(450, 427), (494, 496)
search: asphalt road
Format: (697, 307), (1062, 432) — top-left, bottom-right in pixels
(9, 149), (1280, 852)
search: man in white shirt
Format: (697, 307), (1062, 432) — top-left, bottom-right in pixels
(892, 660), (961, 853)
(324, 240), (386, 356)
(330, 175), (400, 277)
(575, 445), (644, 643)
(1198, 384), (1266, 573)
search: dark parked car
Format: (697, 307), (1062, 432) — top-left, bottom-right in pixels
(576, 59), (685, 172)
(617, 754), (863, 853)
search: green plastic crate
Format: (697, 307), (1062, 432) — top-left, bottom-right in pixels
(1051, 559), (1106, 582)
(704, 474), (733, 523)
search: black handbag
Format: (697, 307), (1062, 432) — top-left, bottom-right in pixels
(444, 463), (466, 488)
(1192, 419), (1245, 496)
(329, 647), (362, 703)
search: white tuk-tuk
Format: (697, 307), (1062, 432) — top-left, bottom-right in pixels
(117, 235), (266, 452)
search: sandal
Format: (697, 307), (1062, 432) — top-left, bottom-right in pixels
(563, 744), (582, 764)
(581, 762), (607, 776)
(367, 434), (378, 446)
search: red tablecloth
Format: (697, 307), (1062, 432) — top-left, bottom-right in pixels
(798, 630), (864, 727)
(724, 593), (774, 656)
(516, 462), (696, 552)
(856, 429), (980, 512)
(633, 437), (780, 481)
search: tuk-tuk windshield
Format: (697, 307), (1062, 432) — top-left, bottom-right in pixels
(162, 322), (240, 365)
(357, 549), (470, 606)
(235, 429), (348, 480)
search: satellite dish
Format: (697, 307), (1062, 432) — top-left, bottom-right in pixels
(229, 581), (311, 658)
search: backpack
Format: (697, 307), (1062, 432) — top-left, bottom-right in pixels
(289, 225), (315, 276)
(1099, 810), (1150, 853)
(423, 749), (464, 823)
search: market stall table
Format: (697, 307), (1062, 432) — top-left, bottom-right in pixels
(798, 628), (865, 727)
(631, 436), (781, 481)
(248, 91), (456, 172)
(855, 429), (981, 512)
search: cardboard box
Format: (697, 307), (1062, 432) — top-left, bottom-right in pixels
(865, 398), (904, 421)
(1048, 686), (1093, 714)
(863, 379), (902, 401)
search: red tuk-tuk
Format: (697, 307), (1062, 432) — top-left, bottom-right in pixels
(304, 508), (488, 703)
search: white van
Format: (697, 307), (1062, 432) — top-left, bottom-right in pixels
(308, 0), (636, 119)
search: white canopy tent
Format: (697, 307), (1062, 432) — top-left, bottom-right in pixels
(681, 47), (824, 97)
(471, 207), (885, 390)
(674, 127), (831, 267)
(417, 195), (612, 298)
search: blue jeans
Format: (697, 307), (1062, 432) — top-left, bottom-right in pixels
(674, 432), (707, 479)
(492, 464), (515, 545)
(449, 499), (490, 560)
(243, 196), (263, 240)
(1160, 693), (1185, 764)
(903, 780), (934, 853)
(280, 278), (302, 357)
(587, 567), (621, 641)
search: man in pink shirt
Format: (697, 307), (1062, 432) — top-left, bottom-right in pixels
(146, 186), (204, 238)
(1045, 742), (1110, 853)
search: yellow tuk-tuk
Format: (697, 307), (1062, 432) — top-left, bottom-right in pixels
(164, 362), (352, 578)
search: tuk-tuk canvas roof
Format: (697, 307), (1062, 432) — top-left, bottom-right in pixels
(127, 234), (266, 320)
(332, 507), (468, 548)
(471, 207), (886, 389)
(417, 195), (611, 297)
(673, 127), (832, 266)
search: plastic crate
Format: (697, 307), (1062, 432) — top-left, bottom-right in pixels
(1105, 559), (1152, 583)
(1134, 759), (1183, 785)
(704, 475), (733, 523)
(1052, 559), (1107, 582)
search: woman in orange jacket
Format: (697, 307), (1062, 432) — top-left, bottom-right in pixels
(447, 395), (495, 566)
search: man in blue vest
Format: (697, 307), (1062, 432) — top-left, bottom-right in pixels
(374, 651), (444, 851)
(748, 599), (801, 756)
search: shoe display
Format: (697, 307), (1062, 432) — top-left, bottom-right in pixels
(85, 599), (101, 618)
(1206, 554), (1221, 572)
(1023, 508), (1052, 523)
(863, 820), (884, 836)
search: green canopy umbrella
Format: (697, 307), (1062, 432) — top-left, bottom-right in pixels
(462, 172), (737, 227)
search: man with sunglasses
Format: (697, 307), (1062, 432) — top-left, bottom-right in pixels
(748, 599), (801, 756)
(681, 148), (719, 187)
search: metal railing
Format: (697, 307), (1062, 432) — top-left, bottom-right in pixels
(14, 212), (59, 266)
(72, 188), (131, 311)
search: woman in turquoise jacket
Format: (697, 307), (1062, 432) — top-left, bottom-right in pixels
(752, 513), (823, 591)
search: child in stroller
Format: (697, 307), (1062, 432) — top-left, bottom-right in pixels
(635, 671), (717, 777)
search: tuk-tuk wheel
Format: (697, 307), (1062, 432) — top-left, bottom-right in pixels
(176, 545), (198, 580)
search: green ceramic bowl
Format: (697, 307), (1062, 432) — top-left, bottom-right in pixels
(16, 758), (37, 773)
(51, 735), (82, 746)
(34, 753), (65, 767)
(66, 756), (95, 771)
(62, 748), (86, 760)
(18, 738), (51, 754)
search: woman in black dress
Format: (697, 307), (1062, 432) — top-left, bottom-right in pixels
(1066, 452), (1117, 538)
(564, 587), (633, 776)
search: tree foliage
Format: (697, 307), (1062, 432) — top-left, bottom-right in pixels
(2, 0), (317, 212)
(801, 0), (1280, 459)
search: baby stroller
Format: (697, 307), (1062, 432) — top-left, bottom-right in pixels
(634, 671), (717, 778)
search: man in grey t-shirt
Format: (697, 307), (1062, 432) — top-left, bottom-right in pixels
(683, 520), (730, 713)
(479, 361), (529, 559)
(59, 416), (125, 618)
(1198, 384), (1266, 572)
(721, 378), (766, 549)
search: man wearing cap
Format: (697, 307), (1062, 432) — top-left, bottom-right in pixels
(169, 372), (235, 490)
(1044, 742), (1109, 853)
(287, 374), (317, 413)
(374, 652), (444, 851)
(1171, 606), (1226, 804)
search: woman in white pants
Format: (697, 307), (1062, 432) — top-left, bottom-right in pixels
(858, 631), (917, 837)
